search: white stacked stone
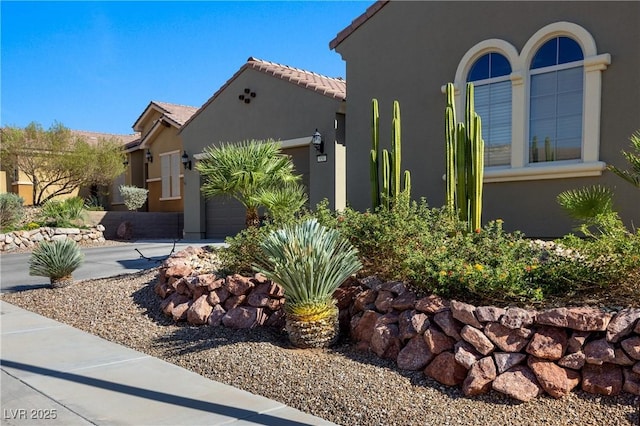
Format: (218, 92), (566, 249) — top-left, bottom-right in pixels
(0, 224), (106, 252)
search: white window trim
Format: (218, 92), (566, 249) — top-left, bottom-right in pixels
(449, 22), (610, 182)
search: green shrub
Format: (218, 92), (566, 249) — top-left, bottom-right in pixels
(84, 195), (105, 211)
(25, 222), (41, 230)
(38, 197), (86, 227)
(119, 185), (148, 211)
(0, 192), (24, 231)
(29, 239), (84, 287)
(253, 219), (362, 316)
(218, 225), (273, 275)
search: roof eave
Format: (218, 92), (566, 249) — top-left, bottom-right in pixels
(329, 0), (389, 50)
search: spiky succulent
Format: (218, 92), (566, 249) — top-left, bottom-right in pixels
(29, 239), (84, 284)
(253, 219), (362, 320)
(557, 185), (614, 221)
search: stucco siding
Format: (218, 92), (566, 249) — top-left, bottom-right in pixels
(336, 1), (640, 237)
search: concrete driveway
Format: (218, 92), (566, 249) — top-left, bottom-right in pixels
(0, 240), (225, 293)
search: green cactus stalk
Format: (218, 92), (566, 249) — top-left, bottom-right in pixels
(531, 136), (539, 162)
(391, 101), (402, 199)
(370, 99), (381, 209)
(382, 149), (391, 210)
(444, 82), (485, 232)
(403, 170), (411, 196)
(544, 137), (554, 162)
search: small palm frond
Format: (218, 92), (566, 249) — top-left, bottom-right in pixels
(557, 185), (614, 220)
(608, 131), (640, 188)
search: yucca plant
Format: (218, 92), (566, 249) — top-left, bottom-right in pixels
(29, 239), (84, 288)
(253, 219), (362, 348)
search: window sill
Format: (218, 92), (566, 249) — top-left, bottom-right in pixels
(484, 161), (606, 182)
(159, 196), (181, 201)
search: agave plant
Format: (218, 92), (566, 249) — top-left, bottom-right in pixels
(253, 219), (362, 348)
(29, 239), (84, 288)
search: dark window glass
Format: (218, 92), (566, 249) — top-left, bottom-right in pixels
(531, 37), (584, 69)
(467, 53), (511, 82)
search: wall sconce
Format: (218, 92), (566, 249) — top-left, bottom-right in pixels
(181, 151), (192, 170)
(311, 129), (324, 154)
(146, 149), (153, 163)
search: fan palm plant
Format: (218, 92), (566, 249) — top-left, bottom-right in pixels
(196, 140), (302, 227)
(253, 219), (362, 348)
(29, 239), (84, 288)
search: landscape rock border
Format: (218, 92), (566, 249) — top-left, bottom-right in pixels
(0, 225), (107, 252)
(155, 246), (640, 402)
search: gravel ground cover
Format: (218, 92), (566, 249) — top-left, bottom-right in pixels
(2, 268), (638, 426)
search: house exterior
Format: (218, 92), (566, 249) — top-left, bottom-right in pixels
(331, 1), (640, 237)
(1, 129), (138, 207)
(179, 57), (346, 239)
(115, 101), (198, 212)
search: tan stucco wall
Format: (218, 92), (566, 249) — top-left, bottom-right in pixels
(180, 67), (345, 239)
(335, 1), (640, 237)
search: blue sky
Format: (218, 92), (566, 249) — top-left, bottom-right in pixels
(1, 1), (371, 135)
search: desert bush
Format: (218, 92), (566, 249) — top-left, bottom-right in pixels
(38, 197), (86, 227)
(119, 185), (148, 211)
(29, 239), (84, 288)
(0, 192), (24, 231)
(218, 225), (274, 275)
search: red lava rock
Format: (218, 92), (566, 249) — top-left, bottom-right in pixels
(454, 340), (482, 369)
(581, 363), (623, 396)
(351, 310), (381, 344)
(165, 263), (192, 278)
(451, 300), (483, 328)
(460, 325), (495, 355)
(251, 272), (269, 285)
(187, 295), (213, 325)
(397, 335), (434, 370)
(208, 305), (226, 327)
(398, 310), (429, 342)
(433, 309), (463, 340)
(424, 352), (467, 386)
(492, 365), (543, 402)
(171, 301), (192, 321)
(493, 352), (527, 374)
(567, 330), (590, 353)
(415, 295), (449, 314)
(536, 307), (612, 331)
(267, 282), (285, 298)
(161, 293), (189, 316)
(264, 309), (286, 328)
(623, 369), (640, 395)
(500, 307), (535, 329)
(225, 274), (254, 296)
(526, 326), (567, 360)
(634, 362), (640, 374)
(374, 290), (395, 313)
(606, 308), (640, 342)
(612, 348), (636, 366)
(371, 323), (401, 360)
(379, 281), (407, 295)
(462, 356), (497, 396)
(333, 285), (361, 310)
(475, 306), (506, 323)
(222, 306), (265, 329)
(584, 338), (615, 365)
(484, 322), (532, 352)
(247, 291), (270, 308)
(223, 294), (246, 311)
(528, 356), (580, 398)
(424, 326), (455, 354)
(558, 351), (586, 370)
(622, 336), (640, 360)
(353, 289), (377, 313)
(197, 273), (219, 288)
(391, 291), (417, 311)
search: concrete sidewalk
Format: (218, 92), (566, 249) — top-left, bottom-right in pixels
(0, 301), (336, 426)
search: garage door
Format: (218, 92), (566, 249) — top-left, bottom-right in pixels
(204, 145), (310, 239)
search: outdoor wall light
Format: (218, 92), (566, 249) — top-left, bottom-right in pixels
(181, 151), (192, 170)
(311, 129), (324, 154)
(146, 149), (153, 163)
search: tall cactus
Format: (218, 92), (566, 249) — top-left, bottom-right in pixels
(444, 82), (485, 232)
(370, 99), (411, 210)
(370, 99), (381, 209)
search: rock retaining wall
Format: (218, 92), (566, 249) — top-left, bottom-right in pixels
(0, 225), (106, 252)
(155, 247), (640, 402)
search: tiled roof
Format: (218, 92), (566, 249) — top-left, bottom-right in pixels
(329, 1), (388, 50)
(71, 130), (140, 146)
(151, 101), (199, 126)
(180, 57), (346, 132)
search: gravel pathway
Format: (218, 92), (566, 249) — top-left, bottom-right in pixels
(2, 269), (638, 426)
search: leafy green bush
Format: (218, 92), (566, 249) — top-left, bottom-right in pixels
(29, 239), (84, 287)
(218, 225), (273, 275)
(119, 185), (148, 211)
(25, 222), (41, 230)
(38, 197), (86, 227)
(0, 192), (24, 231)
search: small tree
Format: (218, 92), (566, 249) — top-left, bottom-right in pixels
(0, 193), (24, 231)
(0, 122), (126, 205)
(119, 185), (148, 211)
(196, 140), (304, 227)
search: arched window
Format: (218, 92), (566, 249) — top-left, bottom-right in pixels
(467, 52), (512, 166)
(529, 37), (584, 163)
